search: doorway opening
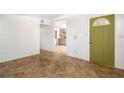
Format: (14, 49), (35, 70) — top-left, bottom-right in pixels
(54, 20), (67, 54)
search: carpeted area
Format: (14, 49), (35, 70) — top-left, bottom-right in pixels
(0, 50), (124, 78)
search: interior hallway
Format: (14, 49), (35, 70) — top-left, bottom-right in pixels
(0, 50), (124, 78)
(56, 45), (66, 55)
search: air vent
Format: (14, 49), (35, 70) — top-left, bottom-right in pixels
(41, 20), (44, 23)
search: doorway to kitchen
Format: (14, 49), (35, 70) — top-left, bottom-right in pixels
(54, 20), (67, 55)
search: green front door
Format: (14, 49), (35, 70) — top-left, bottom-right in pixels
(90, 15), (115, 66)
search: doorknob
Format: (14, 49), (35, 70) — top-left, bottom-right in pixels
(90, 41), (93, 44)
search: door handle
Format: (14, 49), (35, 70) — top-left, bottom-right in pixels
(90, 42), (93, 44)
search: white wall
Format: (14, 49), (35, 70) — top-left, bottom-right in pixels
(66, 15), (104, 61)
(115, 14), (124, 69)
(54, 20), (67, 29)
(0, 15), (40, 62)
(40, 22), (56, 52)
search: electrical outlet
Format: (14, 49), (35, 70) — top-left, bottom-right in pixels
(74, 35), (77, 39)
(3, 52), (8, 55)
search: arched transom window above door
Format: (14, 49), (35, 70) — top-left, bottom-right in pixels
(93, 18), (110, 26)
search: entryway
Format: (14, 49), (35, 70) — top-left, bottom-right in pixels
(90, 14), (115, 66)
